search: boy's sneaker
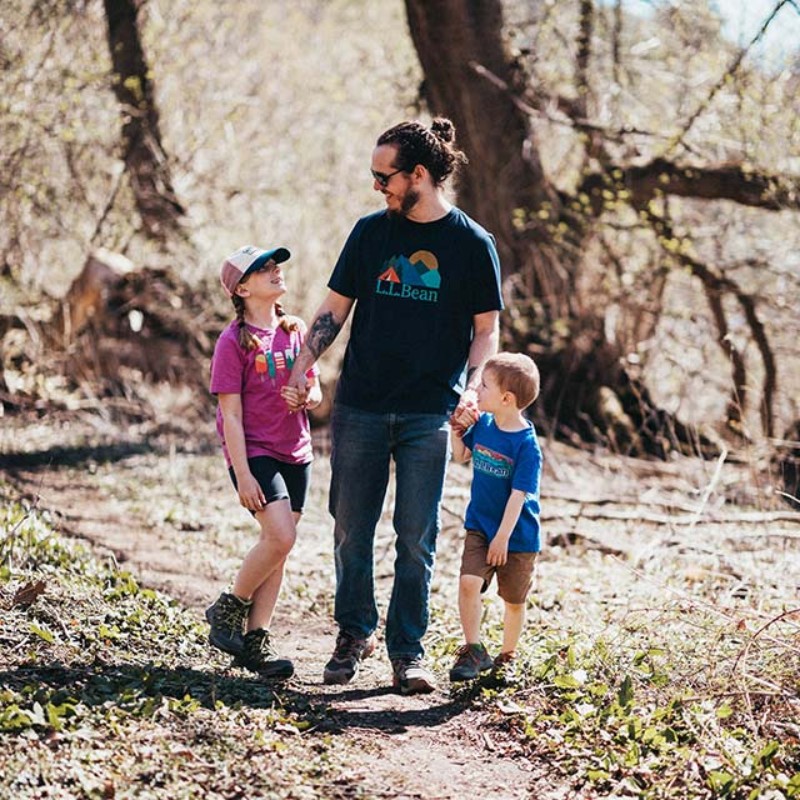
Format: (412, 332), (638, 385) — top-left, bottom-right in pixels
(490, 651), (517, 685)
(323, 631), (377, 685)
(205, 592), (252, 656)
(233, 628), (294, 680)
(391, 657), (436, 695)
(449, 642), (494, 682)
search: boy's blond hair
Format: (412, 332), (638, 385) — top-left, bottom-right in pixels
(483, 352), (540, 410)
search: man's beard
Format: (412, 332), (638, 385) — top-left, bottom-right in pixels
(387, 188), (421, 218)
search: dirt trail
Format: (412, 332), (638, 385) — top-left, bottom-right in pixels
(6, 420), (774, 799)
(5, 439), (545, 800)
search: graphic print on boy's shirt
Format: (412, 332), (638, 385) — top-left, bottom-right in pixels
(375, 250), (441, 303)
(473, 444), (514, 479)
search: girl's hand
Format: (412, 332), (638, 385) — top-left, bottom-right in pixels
(237, 472), (266, 512)
(281, 384), (308, 412)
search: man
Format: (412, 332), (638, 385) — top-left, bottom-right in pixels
(287, 117), (503, 695)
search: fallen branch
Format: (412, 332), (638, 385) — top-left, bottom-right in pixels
(546, 531), (628, 557)
(543, 507), (800, 526)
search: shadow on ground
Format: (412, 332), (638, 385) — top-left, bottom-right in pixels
(1, 437), (220, 471)
(0, 662), (479, 734)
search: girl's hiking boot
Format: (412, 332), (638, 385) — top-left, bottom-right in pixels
(391, 657), (436, 695)
(233, 629), (294, 680)
(323, 631), (377, 685)
(205, 592), (251, 656)
(449, 642), (494, 682)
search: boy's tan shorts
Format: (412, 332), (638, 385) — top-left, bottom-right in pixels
(460, 529), (538, 604)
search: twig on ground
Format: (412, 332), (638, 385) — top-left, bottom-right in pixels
(688, 448), (728, 532)
(608, 555), (800, 652)
(730, 607), (800, 677)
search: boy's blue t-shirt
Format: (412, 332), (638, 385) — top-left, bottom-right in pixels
(462, 413), (543, 553)
(328, 207), (503, 414)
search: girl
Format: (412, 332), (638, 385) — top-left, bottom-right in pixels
(206, 245), (321, 679)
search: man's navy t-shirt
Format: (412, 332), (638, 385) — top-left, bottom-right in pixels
(328, 207), (504, 414)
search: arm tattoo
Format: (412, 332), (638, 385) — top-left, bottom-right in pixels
(307, 312), (342, 359)
(466, 366), (478, 387)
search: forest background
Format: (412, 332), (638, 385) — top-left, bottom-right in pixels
(2, 0), (799, 457)
(1, 1), (799, 798)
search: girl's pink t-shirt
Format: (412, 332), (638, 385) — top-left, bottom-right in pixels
(209, 320), (319, 467)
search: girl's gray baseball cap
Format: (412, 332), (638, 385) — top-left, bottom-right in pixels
(220, 245), (291, 297)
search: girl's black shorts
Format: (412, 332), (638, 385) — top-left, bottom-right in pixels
(229, 455), (311, 514)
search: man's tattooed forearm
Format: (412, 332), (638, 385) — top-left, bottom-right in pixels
(307, 312), (342, 359)
(466, 366), (478, 386)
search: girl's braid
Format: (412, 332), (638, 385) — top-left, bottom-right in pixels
(232, 295), (300, 351)
(233, 293), (259, 351)
(274, 301), (300, 333)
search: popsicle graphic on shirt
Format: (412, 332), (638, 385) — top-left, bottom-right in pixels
(265, 352), (277, 383)
(254, 343), (299, 383)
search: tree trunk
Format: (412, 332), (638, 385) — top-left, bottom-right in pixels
(103, 0), (184, 241)
(404, 0), (579, 321)
(775, 421), (800, 508)
(405, 0), (631, 443)
(403, 0), (724, 458)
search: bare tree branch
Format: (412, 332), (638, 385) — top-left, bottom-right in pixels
(575, 0), (609, 164)
(612, 0), (623, 87)
(701, 280), (748, 429)
(638, 207), (777, 437)
(471, 59), (800, 213)
(470, 61), (668, 144)
(668, 1), (793, 153)
(581, 158), (800, 212)
(576, 0), (593, 119)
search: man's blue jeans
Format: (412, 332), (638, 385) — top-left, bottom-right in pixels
(329, 403), (450, 660)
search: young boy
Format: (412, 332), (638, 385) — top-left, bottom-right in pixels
(449, 352), (542, 681)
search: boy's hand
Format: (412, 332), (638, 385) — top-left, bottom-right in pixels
(451, 388), (479, 433)
(487, 536), (510, 567)
(449, 414), (468, 438)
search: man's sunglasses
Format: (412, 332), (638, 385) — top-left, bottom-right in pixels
(371, 167), (404, 187)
